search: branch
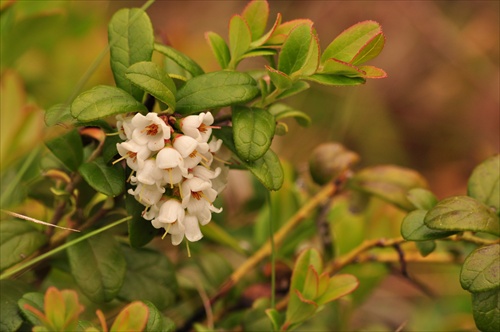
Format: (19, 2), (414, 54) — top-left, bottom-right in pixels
(210, 180), (339, 304)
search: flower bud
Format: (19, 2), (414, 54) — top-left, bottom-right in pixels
(309, 142), (360, 185)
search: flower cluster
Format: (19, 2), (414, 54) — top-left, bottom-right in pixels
(115, 111), (229, 245)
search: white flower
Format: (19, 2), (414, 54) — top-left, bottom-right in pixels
(133, 158), (164, 186)
(173, 135), (210, 169)
(171, 213), (203, 245)
(180, 112), (215, 143)
(116, 114), (134, 140)
(131, 113), (171, 151)
(151, 199), (186, 241)
(191, 165), (221, 183)
(128, 182), (165, 206)
(116, 140), (151, 171)
(181, 177), (222, 225)
(156, 147), (190, 188)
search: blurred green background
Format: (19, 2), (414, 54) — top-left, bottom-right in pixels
(1, 1), (498, 331)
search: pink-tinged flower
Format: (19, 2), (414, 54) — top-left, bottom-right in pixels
(116, 140), (151, 171)
(116, 114), (134, 140)
(180, 112), (216, 143)
(128, 182), (164, 206)
(151, 199), (186, 240)
(181, 177), (222, 225)
(173, 135), (210, 169)
(156, 147), (190, 188)
(131, 113), (171, 151)
(171, 213), (203, 245)
(133, 158), (164, 186)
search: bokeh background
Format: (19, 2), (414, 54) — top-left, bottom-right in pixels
(1, 1), (498, 330)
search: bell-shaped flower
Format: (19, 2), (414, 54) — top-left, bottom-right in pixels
(191, 165), (221, 183)
(132, 158), (164, 186)
(173, 135), (210, 169)
(116, 140), (151, 171)
(170, 213), (203, 245)
(151, 199), (186, 239)
(181, 177), (222, 225)
(128, 182), (164, 207)
(116, 114), (134, 140)
(180, 112), (215, 143)
(156, 147), (190, 188)
(131, 112), (171, 151)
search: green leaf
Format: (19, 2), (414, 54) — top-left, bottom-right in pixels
(278, 23), (314, 76)
(108, 8), (154, 101)
(241, 48), (277, 59)
(216, 127), (283, 191)
(304, 74), (365, 86)
(0, 280), (32, 332)
(358, 65), (388, 78)
(154, 43), (204, 77)
(44, 104), (74, 127)
(0, 220), (47, 271)
(71, 85), (147, 122)
(265, 308), (284, 331)
(401, 210), (456, 241)
(228, 15), (252, 67)
(242, 0), (269, 41)
(351, 32), (386, 65)
(110, 301), (149, 332)
(67, 232), (126, 303)
(468, 155), (500, 212)
(320, 58), (365, 77)
(471, 289), (500, 332)
(78, 157), (125, 197)
(407, 188), (438, 210)
(461, 244), (500, 293)
(265, 19), (313, 45)
(268, 103), (311, 127)
(424, 196), (500, 236)
(321, 20), (384, 64)
(233, 106), (276, 162)
(143, 301), (176, 332)
(316, 274), (359, 305)
(289, 248), (323, 294)
(127, 193), (158, 248)
(415, 240), (436, 257)
(176, 71), (259, 115)
(275, 81), (310, 101)
(45, 129), (83, 172)
(266, 66), (293, 90)
(18, 292), (45, 326)
(348, 165), (429, 211)
(118, 246), (178, 310)
(251, 13), (282, 47)
(205, 31), (230, 69)
(125, 61), (176, 110)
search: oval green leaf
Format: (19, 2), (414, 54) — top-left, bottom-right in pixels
(127, 193), (158, 248)
(269, 103), (311, 127)
(108, 8), (154, 101)
(351, 32), (385, 65)
(176, 71), (259, 114)
(471, 289), (500, 332)
(78, 157), (125, 197)
(275, 81), (310, 101)
(0, 220), (47, 271)
(401, 209), (457, 241)
(242, 0), (269, 41)
(461, 244), (500, 293)
(67, 232), (126, 303)
(118, 246), (178, 310)
(316, 274), (359, 305)
(278, 24), (313, 76)
(266, 66), (293, 90)
(468, 155), (500, 212)
(18, 292), (45, 326)
(321, 20), (383, 64)
(143, 301), (176, 332)
(45, 103), (74, 127)
(0, 280), (32, 332)
(233, 106), (275, 162)
(71, 85), (147, 122)
(126, 61), (176, 110)
(304, 74), (366, 86)
(348, 165), (429, 211)
(424, 196), (500, 236)
(215, 127), (283, 191)
(229, 15), (252, 68)
(154, 43), (204, 77)
(320, 58), (366, 77)
(205, 31), (230, 69)
(45, 129), (83, 172)
(407, 188), (438, 210)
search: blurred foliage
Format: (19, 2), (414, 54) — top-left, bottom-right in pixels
(0, 1), (498, 331)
